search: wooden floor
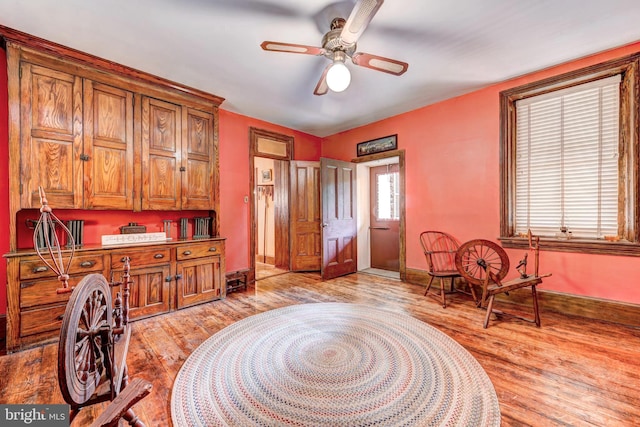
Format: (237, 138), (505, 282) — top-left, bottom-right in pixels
(256, 261), (289, 280)
(1, 272), (639, 426)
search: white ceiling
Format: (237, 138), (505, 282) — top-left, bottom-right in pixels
(2, 0), (640, 137)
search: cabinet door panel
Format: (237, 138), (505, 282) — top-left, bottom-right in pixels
(20, 63), (82, 208)
(182, 108), (215, 209)
(141, 97), (182, 209)
(84, 81), (134, 209)
(117, 265), (171, 319)
(176, 256), (221, 308)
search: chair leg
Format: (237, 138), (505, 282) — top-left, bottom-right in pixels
(440, 278), (447, 308)
(424, 275), (435, 296)
(532, 284), (541, 327)
(483, 295), (495, 328)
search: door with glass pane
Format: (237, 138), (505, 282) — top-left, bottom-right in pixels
(370, 164), (399, 271)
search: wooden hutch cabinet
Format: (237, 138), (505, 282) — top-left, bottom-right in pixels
(2, 26), (227, 352)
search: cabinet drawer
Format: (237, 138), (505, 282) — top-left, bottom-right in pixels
(20, 254), (105, 280)
(176, 241), (223, 260)
(20, 304), (66, 337)
(20, 276), (81, 309)
(111, 248), (171, 269)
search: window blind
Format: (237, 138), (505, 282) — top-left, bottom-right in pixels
(514, 75), (621, 239)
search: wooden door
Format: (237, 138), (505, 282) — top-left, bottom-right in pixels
(290, 161), (321, 271)
(321, 158), (357, 280)
(141, 96), (182, 210)
(83, 80), (134, 209)
(182, 107), (215, 210)
(273, 160), (290, 269)
(369, 164), (400, 271)
(20, 63), (83, 209)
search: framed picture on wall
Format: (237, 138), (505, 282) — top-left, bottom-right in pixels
(262, 169), (273, 182)
(356, 134), (398, 157)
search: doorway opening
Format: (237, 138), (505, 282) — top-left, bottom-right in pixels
(254, 156), (288, 280)
(249, 128), (293, 283)
(355, 155), (403, 280)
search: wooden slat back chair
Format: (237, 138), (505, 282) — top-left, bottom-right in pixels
(455, 231), (551, 328)
(419, 231), (478, 308)
(33, 188), (152, 426)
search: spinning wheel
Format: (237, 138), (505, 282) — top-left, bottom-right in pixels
(455, 239), (510, 286)
(32, 188), (151, 426)
(58, 274), (113, 407)
(455, 234), (551, 328)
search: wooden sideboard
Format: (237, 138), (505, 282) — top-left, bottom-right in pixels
(4, 238), (225, 352)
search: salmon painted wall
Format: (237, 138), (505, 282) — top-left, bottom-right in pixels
(218, 109), (321, 273)
(322, 41), (640, 305)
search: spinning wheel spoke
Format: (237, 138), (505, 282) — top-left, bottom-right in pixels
(455, 239), (510, 286)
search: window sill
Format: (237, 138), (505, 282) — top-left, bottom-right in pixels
(499, 236), (640, 257)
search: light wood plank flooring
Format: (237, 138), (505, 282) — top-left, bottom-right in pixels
(0, 272), (638, 426)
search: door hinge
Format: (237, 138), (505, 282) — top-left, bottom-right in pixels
(19, 67), (22, 79)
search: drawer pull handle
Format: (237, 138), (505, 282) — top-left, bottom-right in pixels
(175, 274), (183, 280)
(209, 247), (217, 252)
(154, 253), (164, 259)
(121, 257), (127, 262)
(80, 261), (94, 268)
(165, 275), (173, 282)
(33, 266), (48, 273)
(183, 250), (192, 256)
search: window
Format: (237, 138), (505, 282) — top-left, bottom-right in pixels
(500, 55), (639, 255)
(376, 170), (400, 220)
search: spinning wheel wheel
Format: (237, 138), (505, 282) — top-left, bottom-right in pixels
(455, 239), (510, 286)
(58, 274), (113, 407)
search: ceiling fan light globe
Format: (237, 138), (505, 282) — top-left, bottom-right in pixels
(326, 62), (351, 92)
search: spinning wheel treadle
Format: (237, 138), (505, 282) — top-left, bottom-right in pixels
(58, 274), (113, 407)
(455, 239), (510, 286)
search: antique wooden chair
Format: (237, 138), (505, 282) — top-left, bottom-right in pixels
(33, 188), (152, 426)
(455, 231), (551, 328)
(419, 231), (478, 308)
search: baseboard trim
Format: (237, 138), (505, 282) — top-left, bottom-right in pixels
(405, 267), (640, 328)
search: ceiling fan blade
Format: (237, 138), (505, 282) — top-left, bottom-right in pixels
(339, 0), (384, 46)
(352, 52), (408, 75)
(261, 41), (326, 56)
(314, 64), (331, 96)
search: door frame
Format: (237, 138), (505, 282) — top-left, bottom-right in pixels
(352, 150), (406, 281)
(249, 128), (293, 284)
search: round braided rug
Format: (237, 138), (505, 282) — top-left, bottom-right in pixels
(171, 303), (501, 426)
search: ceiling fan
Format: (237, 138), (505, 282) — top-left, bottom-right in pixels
(260, 0), (409, 95)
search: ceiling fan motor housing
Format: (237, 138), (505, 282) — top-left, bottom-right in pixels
(322, 18), (356, 59)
